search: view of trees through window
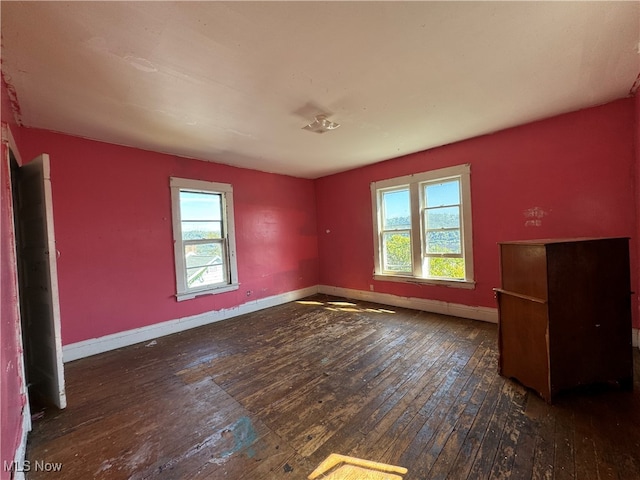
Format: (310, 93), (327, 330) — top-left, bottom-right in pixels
(384, 226), (464, 279)
(383, 195), (464, 279)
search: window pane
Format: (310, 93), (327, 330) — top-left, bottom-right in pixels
(181, 221), (222, 240)
(186, 265), (226, 288)
(184, 242), (223, 263)
(425, 180), (460, 207)
(382, 189), (410, 230)
(426, 257), (465, 279)
(426, 206), (460, 229)
(426, 230), (461, 254)
(179, 191), (222, 221)
(184, 242), (226, 288)
(382, 232), (411, 272)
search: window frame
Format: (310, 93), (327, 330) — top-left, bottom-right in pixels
(371, 164), (474, 288)
(170, 177), (239, 301)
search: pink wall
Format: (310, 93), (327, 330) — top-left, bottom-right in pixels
(1, 81), (26, 477)
(316, 98), (638, 326)
(16, 129), (319, 345)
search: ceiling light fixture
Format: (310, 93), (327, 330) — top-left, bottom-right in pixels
(302, 114), (340, 134)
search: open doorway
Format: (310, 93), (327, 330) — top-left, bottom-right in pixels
(10, 151), (66, 412)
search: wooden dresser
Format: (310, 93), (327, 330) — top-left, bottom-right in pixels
(495, 237), (632, 402)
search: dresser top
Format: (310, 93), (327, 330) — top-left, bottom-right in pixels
(498, 237), (629, 246)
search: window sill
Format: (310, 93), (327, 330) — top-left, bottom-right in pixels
(373, 274), (476, 289)
(176, 283), (240, 302)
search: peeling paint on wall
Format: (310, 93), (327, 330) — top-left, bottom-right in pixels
(0, 71), (23, 126)
(523, 206), (548, 227)
(630, 71), (640, 96)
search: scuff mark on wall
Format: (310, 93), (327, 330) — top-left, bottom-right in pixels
(523, 206), (548, 227)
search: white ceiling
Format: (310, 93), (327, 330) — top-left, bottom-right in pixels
(1, 1), (639, 179)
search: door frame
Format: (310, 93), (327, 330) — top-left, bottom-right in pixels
(4, 124), (66, 410)
(13, 153), (67, 409)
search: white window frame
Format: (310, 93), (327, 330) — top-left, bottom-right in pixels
(170, 177), (239, 301)
(371, 164), (474, 288)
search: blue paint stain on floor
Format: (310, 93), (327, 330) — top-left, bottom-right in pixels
(220, 416), (258, 459)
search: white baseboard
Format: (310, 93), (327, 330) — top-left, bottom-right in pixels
(317, 285), (499, 323)
(62, 284), (640, 362)
(63, 286), (319, 362)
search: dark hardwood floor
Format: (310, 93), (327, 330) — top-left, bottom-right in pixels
(26, 295), (640, 479)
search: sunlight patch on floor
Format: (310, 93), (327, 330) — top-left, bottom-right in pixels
(296, 299), (396, 314)
(308, 453), (407, 480)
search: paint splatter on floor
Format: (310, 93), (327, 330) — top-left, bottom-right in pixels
(211, 416), (258, 465)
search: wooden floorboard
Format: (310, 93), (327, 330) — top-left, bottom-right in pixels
(25, 294), (640, 479)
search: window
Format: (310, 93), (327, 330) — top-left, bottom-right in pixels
(170, 177), (239, 301)
(371, 164), (474, 287)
